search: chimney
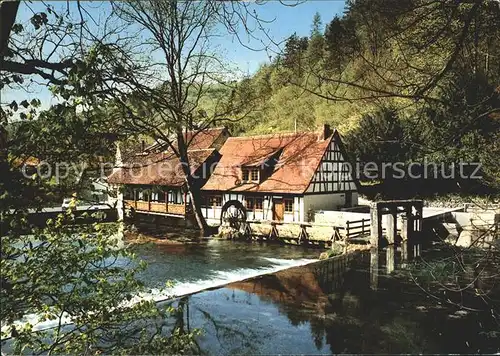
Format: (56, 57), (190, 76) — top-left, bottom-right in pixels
(319, 124), (333, 141)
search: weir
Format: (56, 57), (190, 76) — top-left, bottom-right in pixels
(2, 242), (320, 336)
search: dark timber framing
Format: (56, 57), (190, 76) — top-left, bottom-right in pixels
(308, 132), (358, 194)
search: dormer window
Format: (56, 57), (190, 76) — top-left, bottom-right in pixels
(242, 167), (260, 183)
(251, 168), (259, 181)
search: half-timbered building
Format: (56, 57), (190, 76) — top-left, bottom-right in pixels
(108, 127), (229, 220)
(201, 125), (359, 226)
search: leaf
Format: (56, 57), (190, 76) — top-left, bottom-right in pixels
(12, 23), (24, 34)
(30, 98), (41, 107)
(9, 101), (18, 112)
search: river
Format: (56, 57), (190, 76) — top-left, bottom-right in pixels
(129, 240), (499, 354)
(4, 234), (499, 354)
(132, 240), (319, 295)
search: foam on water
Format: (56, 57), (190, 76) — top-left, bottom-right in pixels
(149, 257), (317, 302)
(2, 256), (317, 335)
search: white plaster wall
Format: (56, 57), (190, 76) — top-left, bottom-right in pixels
(352, 192), (359, 206)
(202, 193), (304, 224)
(299, 196), (305, 221)
(313, 210), (397, 232)
(205, 207), (222, 220)
(264, 197), (271, 220)
(304, 193), (346, 216)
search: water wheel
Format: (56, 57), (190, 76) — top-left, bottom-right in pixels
(220, 200), (247, 231)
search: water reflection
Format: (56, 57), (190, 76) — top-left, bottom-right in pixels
(386, 245), (395, 274)
(370, 248), (379, 290)
(165, 243), (497, 354)
(370, 243), (416, 290)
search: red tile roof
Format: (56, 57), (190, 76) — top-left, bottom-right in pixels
(202, 130), (335, 194)
(108, 127), (227, 186)
(108, 149), (216, 186)
(146, 127), (227, 152)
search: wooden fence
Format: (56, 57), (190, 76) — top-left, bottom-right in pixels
(237, 217), (372, 248)
(344, 218), (371, 239)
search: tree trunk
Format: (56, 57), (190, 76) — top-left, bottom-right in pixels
(185, 178), (209, 236)
(176, 133), (209, 235)
(0, 0), (20, 58)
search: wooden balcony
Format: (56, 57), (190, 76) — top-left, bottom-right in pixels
(124, 200), (186, 216)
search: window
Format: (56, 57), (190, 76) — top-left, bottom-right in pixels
(246, 196), (263, 211)
(208, 195), (222, 207)
(284, 199), (293, 213)
(168, 191), (178, 204)
(242, 167), (260, 183)
(242, 168), (250, 182)
(138, 190), (147, 201)
(251, 168), (259, 182)
(155, 189), (166, 203)
(254, 197), (263, 210)
(245, 197), (254, 210)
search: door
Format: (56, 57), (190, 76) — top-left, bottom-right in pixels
(273, 199), (284, 222)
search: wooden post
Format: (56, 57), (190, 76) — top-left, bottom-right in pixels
(414, 201), (423, 242)
(165, 190), (168, 213)
(386, 209), (397, 245)
(401, 239), (408, 267)
(370, 203), (382, 247)
(346, 220), (350, 239)
(148, 189), (151, 211)
(401, 212), (413, 242)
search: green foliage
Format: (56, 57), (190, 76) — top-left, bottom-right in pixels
(1, 211), (197, 354)
(220, 0), (500, 193)
(2, 3), (200, 351)
(344, 107), (411, 164)
(417, 73), (500, 187)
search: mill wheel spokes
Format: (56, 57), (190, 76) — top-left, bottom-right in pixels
(221, 202), (246, 231)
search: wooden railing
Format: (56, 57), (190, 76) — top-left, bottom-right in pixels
(344, 218), (371, 239)
(124, 200), (186, 216)
(229, 216), (404, 246)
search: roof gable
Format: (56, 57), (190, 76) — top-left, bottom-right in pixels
(202, 130), (335, 194)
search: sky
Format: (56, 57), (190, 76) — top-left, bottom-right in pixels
(2, 0), (347, 112)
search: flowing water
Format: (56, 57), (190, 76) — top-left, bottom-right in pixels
(131, 240), (319, 298)
(5, 233), (500, 354)
(134, 241), (500, 355)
